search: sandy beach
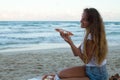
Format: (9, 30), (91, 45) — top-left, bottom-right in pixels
(0, 46), (120, 80)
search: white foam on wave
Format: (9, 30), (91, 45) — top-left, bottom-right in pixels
(0, 43), (74, 53)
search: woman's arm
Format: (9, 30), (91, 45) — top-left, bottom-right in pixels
(60, 32), (95, 63)
(60, 33), (84, 60)
(69, 42), (84, 60)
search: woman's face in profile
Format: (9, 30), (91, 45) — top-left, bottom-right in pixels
(80, 12), (90, 28)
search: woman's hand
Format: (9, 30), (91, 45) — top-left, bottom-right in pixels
(60, 32), (73, 45)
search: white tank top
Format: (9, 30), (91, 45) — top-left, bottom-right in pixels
(80, 34), (107, 66)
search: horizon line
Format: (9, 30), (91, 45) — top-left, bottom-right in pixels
(0, 20), (120, 22)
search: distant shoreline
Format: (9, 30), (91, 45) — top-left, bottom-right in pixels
(0, 43), (71, 53)
(0, 44), (119, 55)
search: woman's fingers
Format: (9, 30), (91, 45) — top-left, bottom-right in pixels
(60, 33), (71, 43)
(60, 33), (68, 39)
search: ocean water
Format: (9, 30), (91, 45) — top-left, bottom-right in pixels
(0, 21), (120, 52)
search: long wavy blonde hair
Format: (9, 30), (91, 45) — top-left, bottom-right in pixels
(82, 8), (108, 65)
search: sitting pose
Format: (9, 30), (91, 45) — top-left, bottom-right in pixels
(43, 8), (108, 80)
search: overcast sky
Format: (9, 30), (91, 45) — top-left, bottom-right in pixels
(0, 0), (120, 21)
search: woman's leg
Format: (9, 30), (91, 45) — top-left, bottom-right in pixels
(58, 65), (88, 79)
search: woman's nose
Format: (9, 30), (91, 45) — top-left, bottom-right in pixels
(80, 20), (82, 23)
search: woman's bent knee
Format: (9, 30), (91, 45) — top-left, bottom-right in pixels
(58, 66), (86, 79)
(58, 69), (68, 78)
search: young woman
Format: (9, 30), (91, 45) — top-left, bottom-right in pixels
(43, 8), (108, 80)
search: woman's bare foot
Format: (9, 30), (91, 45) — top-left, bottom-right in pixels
(42, 74), (55, 80)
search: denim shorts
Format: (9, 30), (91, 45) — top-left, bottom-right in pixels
(86, 65), (108, 80)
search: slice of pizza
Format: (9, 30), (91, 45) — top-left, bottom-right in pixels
(55, 28), (73, 36)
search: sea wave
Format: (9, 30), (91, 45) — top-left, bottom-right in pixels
(0, 21), (120, 51)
